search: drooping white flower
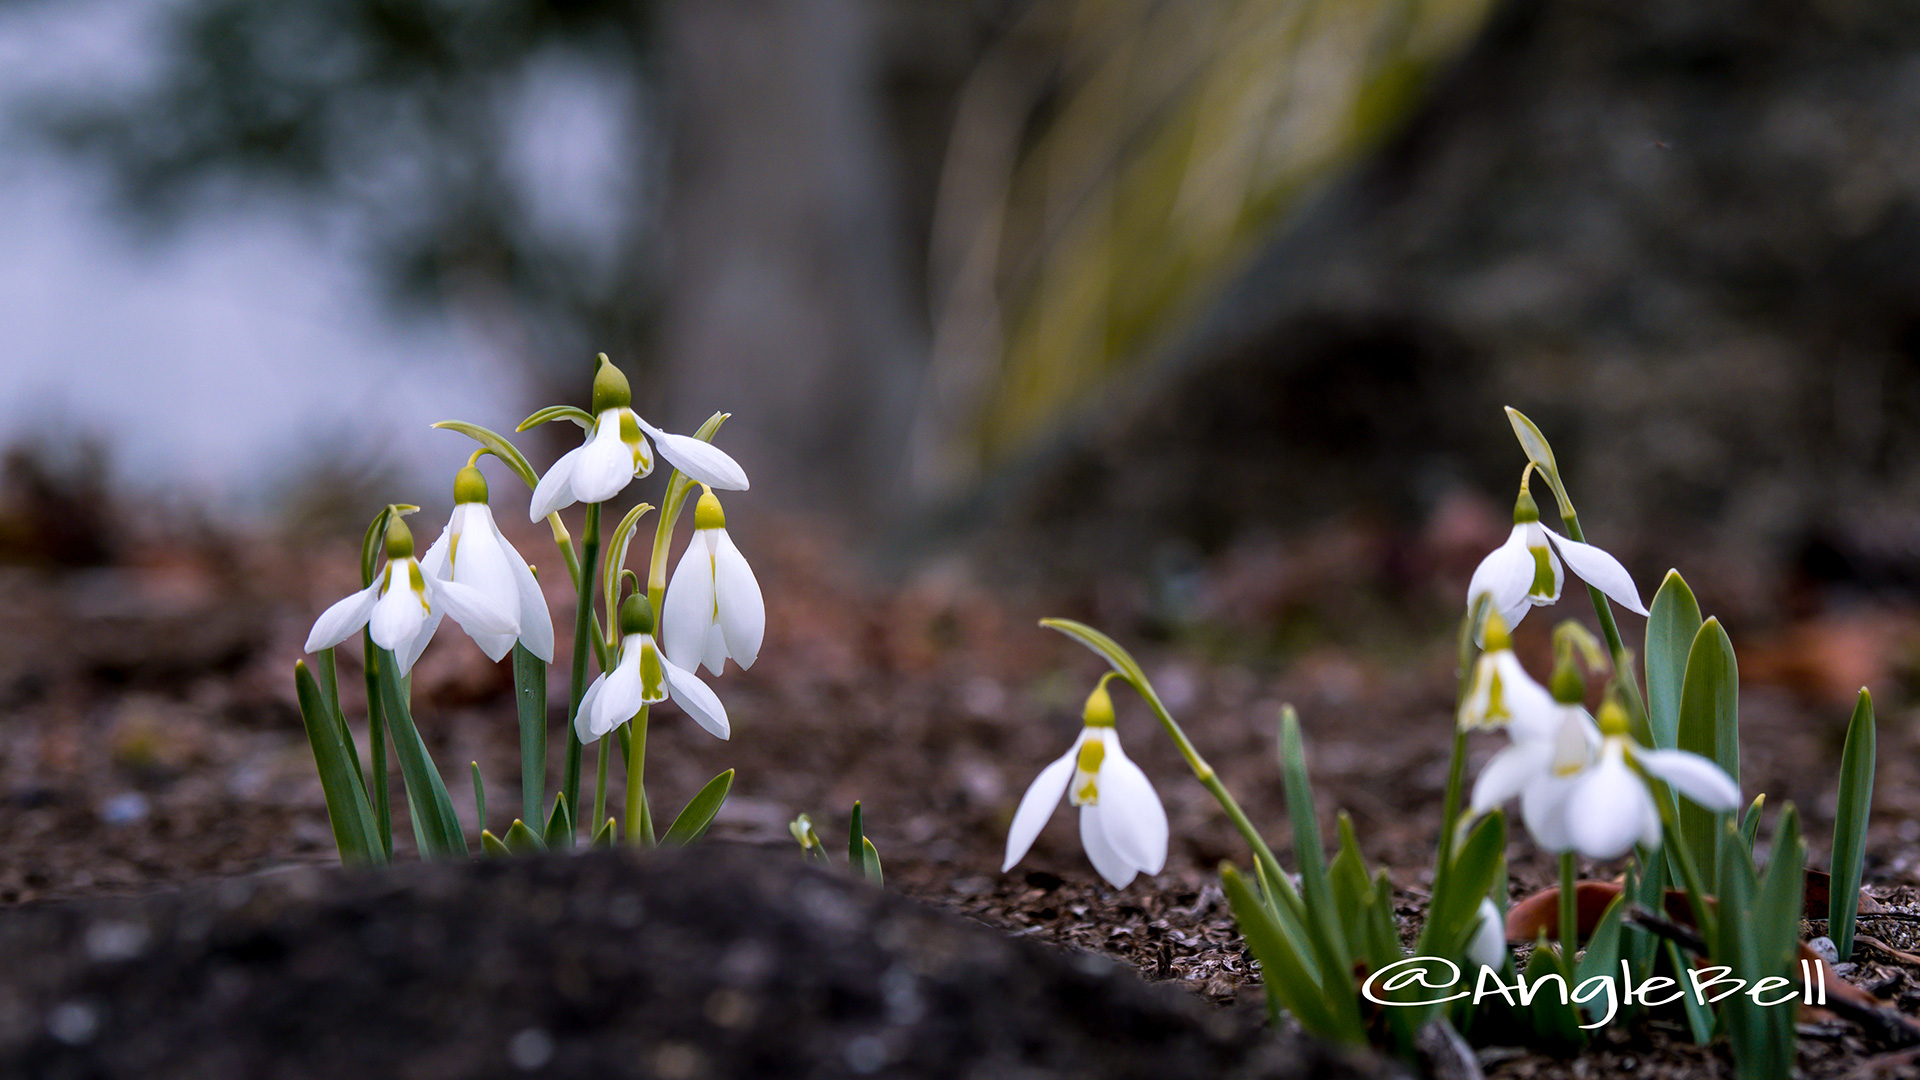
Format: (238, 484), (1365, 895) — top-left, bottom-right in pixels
(1522, 694), (1741, 861)
(417, 464), (555, 664)
(529, 357), (747, 520)
(1470, 697), (1601, 853)
(304, 514), (516, 676)
(1457, 610), (1556, 737)
(1002, 679), (1169, 889)
(1467, 898), (1509, 971)
(1467, 486), (1646, 635)
(576, 595), (729, 743)
(661, 488), (764, 675)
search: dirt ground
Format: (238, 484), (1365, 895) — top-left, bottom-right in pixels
(5, 482), (1920, 1077)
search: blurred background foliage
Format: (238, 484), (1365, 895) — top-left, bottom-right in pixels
(33, 0), (1496, 508)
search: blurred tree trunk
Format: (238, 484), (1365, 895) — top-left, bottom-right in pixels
(659, 0), (923, 516)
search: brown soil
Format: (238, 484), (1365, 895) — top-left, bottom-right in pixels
(3, 503), (1919, 1077)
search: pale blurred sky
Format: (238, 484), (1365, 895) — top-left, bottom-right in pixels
(0, 0), (529, 512)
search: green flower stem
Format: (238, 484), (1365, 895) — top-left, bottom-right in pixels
(1559, 852), (1578, 959)
(1127, 680), (1291, 901)
(1437, 725), (1469, 874)
(1558, 510), (1650, 737)
(363, 632), (393, 858)
(592, 730), (610, 838)
(1654, 785), (1716, 943)
(624, 706), (655, 847)
(562, 501), (602, 841)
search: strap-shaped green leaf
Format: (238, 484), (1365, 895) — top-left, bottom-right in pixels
(294, 661), (383, 865)
(470, 762), (487, 834)
(373, 650), (468, 859)
(1574, 892), (1626, 996)
(1716, 821), (1791, 1079)
(517, 405), (595, 432)
(1830, 689), (1876, 962)
(431, 420), (540, 490)
(1644, 570), (1702, 750)
(860, 837), (884, 886)
(661, 769), (734, 847)
(1738, 793), (1766, 854)
(1277, 708), (1352, 987)
(314, 649), (372, 812)
(513, 643), (548, 827)
(1222, 863), (1359, 1041)
(545, 792), (574, 849)
(1327, 814), (1373, 964)
(592, 817), (617, 847)
(480, 831), (511, 858)
(1522, 934), (1587, 1050)
(848, 801), (866, 866)
(1676, 618), (1738, 873)
(1418, 811), (1506, 961)
(503, 819), (546, 853)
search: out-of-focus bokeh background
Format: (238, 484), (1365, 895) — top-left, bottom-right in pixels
(9, 0), (1920, 1016)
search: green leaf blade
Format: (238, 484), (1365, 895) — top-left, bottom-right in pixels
(1675, 618), (1738, 873)
(373, 650), (468, 859)
(1644, 570), (1703, 750)
(1830, 689), (1876, 962)
(661, 769), (734, 847)
(294, 661), (383, 866)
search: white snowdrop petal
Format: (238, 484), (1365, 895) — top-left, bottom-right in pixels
(664, 658), (730, 740)
(418, 526), (452, 582)
(1492, 653), (1556, 734)
(1003, 750), (1077, 871)
(712, 530), (764, 669)
(1564, 747), (1649, 860)
(1544, 529), (1647, 615)
(1637, 792), (1665, 852)
(575, 675), (607, 743)
(1079, 805), (1138, 889)
(1520, 773), (1575, 852)
(591, 648), (649, 730)
(645, 423), (749, 491)
(451, 507), (520, 624)
(572, 426), (636, 505)
(1637, 749), (1742, 813)
(1500, 595), (1534, 634)
(430, 578), (518, 639)
(1470, 742), (1545, 816)
(529, 446), (583, 521)
(1095, 742), (1168, 875)
(370, 573), (430, 655)
(394, 607), (443, 676)
(506, 542), (555, 663)
(1467, 899), (1507, 971)
(700, 624), (729, 677)
(305, 582), (382, 653)
(660, 539), (714, 672)
(1467, 527), (1537, 616)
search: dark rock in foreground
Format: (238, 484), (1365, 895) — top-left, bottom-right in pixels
(0, 844), (1391, 1079)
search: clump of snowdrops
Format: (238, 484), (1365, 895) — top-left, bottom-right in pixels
(1003, 408), (1880, 1079)
(293, 353), (770, 859)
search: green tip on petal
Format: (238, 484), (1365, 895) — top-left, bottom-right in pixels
(591, 353), (633, 414)
(384, 515), (416, 560)
(1596, 688), (1631, 737)
(453, 465), (489, 505)
(693, 489), (726, 531)
(1513, 487), (1540, 524)
(1082, 676), (1116, 727)
(1549, 657), (1585, 704)
(1482, 609), (1513, 652)
(619, 593), (655, 636)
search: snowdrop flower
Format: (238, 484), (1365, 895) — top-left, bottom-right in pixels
(1467, 898), (1508, 971)
(661, 488), (764, 675)
(1469, 664), (1602, 853)
(417, 464), (555, 664)
(1467, 486), (1646, 636)
(305, 514), (515, 676)
(1533, 692), (1740, 861)
(1002, 677), (1169, 889)
(1457, 610), (1555, 736)
(576, 594), (728, 743)
(530, 356), (748, 520)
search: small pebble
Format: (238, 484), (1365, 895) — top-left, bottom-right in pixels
(1807, 936), (1840, 965)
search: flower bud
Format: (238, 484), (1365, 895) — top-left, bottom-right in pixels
(1082, 677), (1116, 728)
(1482, 609), (1513, 652)
(591, 353), (632, 414)
(384, 516), (416, 560)
(1513, 487), (1540, 524)
(619, 593), (655, 636)
(693, 489), (726, 531)
(1549, 657), (1585, 704)
(453, 465), (489, 505)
